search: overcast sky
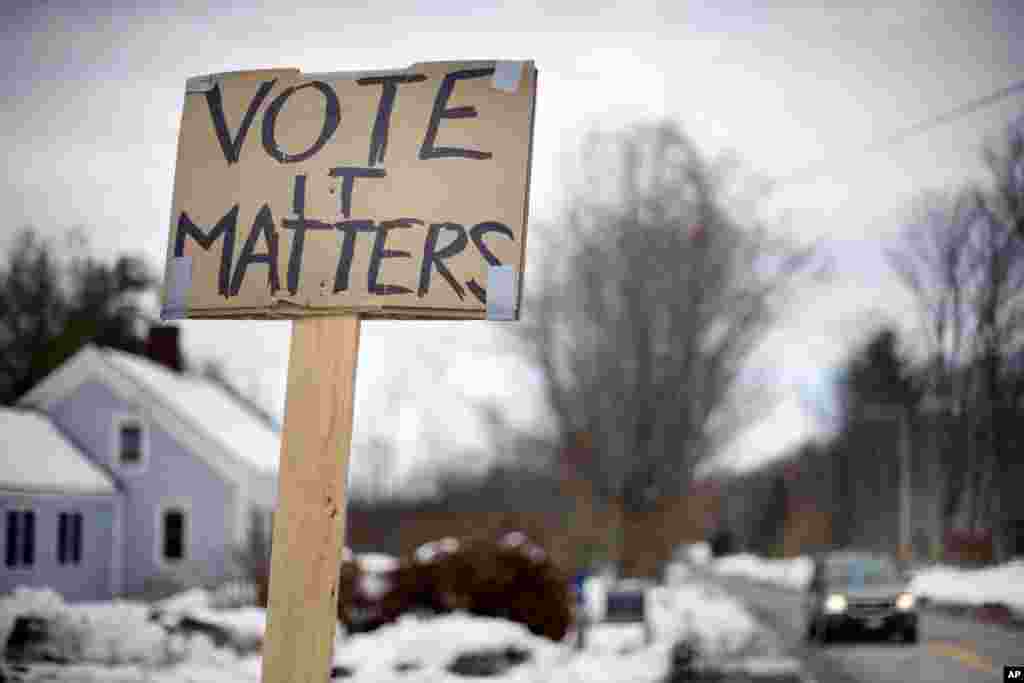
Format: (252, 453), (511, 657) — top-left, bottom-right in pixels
(4, 0), (1024, 488)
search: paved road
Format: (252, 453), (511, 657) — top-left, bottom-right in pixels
(710, 573), (1023, 683)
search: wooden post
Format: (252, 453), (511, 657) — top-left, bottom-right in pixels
(261, 314), (361, 683)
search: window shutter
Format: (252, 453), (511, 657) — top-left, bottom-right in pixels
(72, 513), (83, 565)
(23, 511), (35, 565)
(5, 511), (17, 567)
(58, 513), (68, 565)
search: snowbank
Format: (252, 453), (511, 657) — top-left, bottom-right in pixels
(0, 586), (65, 653)
(333, 611), (564, 677)
(647, 577), (761, 658)
(1, 588), (170, 666)
(710, 554), (813, 591)
(154, 588), (210, 615)
(153, 588), (267, 652)
(709, 552), (1024, 615)
(3, 573), (769, 683)
(680, 542), (712, 566)
(910, 560), (1024, 612)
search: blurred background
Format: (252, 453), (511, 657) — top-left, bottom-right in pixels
(3, 2), (1024, 679)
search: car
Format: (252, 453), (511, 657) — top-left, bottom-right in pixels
(804, 551), (918, 645)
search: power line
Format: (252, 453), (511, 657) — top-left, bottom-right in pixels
(769, 77), (1024, 189)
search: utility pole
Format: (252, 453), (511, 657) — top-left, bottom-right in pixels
(898, 405), (912, 564)
(861, 405), (912, 563)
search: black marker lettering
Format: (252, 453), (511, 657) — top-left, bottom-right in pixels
(419, 222), (468, 299)
(419, 68), (495, 161)
(204, 80), (276, 165)
(230, 204), (281, 295)
(357, 74), (427, 166)
(467, 221), (515, 304)
(262, 81), (340, 163)
(333, 220), (376, 292)
(327, 167), (387, 218)
(368, 218), (422, 295)
(281, 175), (333, 295)
(174, 206), (238, 297)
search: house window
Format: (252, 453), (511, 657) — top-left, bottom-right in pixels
(162, 507), (187, 562)
(57, 512), (83, 565)
(5, 510), (35, 568)
(119, 420), (143, 465)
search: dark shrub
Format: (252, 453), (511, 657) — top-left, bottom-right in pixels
(337, 534), (572, 640)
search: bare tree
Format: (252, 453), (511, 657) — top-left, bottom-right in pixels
(508, 121), (824, 541)
(886, 116), (1024, 559)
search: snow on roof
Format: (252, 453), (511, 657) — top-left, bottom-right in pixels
(102, 350), (280, 473)
(0, 409), (117, 495)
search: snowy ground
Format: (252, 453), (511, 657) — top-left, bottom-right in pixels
(909, 560), (1024, 613)
(0, 565), (781, 683)
(709, 553), (814, 591)
(704, 547), (1024, 614)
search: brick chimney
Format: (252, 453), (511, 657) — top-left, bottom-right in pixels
(146, 325), (184, 373)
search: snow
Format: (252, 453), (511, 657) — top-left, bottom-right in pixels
(0, 409), (117, 494)
(155, 588), (211, 614)
(0, 586), (65, 654)
(1, 588), (171, 666)
(413, 537), (459, 563)
(708, 550), (1024, 615)
(500, 531), (528, 547)
(681, 542), (712, 566)
(721, 656), (803, 676)
(582, 575), (609, 621)
(357, 552), (400, 573)
(710, 553), (814, 591)
(352, 553), (400, 600)
(2, 571), (769, 683)
(910, 559), (1024, 612)
(666, 563), (692, 585)
(333, 612), (564, 677)
(152, 587), (267, 651)
(102, 350), (281, 473)
(653, 568), (762, 658)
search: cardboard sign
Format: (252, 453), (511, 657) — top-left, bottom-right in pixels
(161, 60), (537, 320)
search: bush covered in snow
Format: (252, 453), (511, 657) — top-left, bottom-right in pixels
(337, 533), (573, 640)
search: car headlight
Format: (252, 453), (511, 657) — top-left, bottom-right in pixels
(896, 593), (915, 610)
(824, 594), (847, 613)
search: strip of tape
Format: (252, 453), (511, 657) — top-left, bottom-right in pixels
(486, 265), (517, 321)
(161, 256), (192, 321)
(186, 73), (219, 93)
(492, 61), (524, 92)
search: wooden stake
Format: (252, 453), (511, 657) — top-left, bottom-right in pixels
(261, 314), (361, 683)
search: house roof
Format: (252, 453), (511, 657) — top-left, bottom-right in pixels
(100, 349), (281, 474)
(0, 409), (117, 495)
